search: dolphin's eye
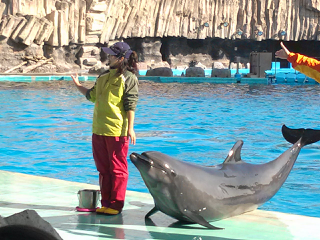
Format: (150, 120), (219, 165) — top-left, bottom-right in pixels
(171, 170), (176, 177)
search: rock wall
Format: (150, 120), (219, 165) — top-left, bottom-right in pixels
(1, 0), (320, 47)
(1, 0), (320, 73)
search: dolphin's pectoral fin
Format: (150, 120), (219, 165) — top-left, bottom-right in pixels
(145, 206), (159, 219)
(182, 210), (224, 230)
(145, 217), (157, 226)
(282, 125), (320, 147)
(223, 140), (243, 164)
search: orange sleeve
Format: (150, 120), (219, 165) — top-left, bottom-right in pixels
(287, 53), (320, 83)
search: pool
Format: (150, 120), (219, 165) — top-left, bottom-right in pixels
(0, 80), (319, 218)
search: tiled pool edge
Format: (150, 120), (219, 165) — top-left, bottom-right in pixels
(0, 75), (97, 82)
(0, 75), (319, 84)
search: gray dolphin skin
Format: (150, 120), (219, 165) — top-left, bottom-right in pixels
(130, 125), (320, 229)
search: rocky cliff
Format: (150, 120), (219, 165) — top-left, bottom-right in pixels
(0, 0), (320, 74)
(2, 0), (320, 45)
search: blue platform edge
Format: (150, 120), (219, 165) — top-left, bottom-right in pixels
(0, 61), (318, 84)
(0, 74), (317, 84)
(0, 75), (97, 82)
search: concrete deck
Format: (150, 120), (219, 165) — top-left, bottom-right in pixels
(0, 170), (319, 240)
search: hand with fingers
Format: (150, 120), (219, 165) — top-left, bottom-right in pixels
(127, 128), (136, 145)
(275, 42), (291, 60)
(71, 73), (89, 96)
(71, 73), (82, 87)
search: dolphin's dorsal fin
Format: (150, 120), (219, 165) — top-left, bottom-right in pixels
(223, 140), (243, 164)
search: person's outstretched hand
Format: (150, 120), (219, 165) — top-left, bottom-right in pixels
(71, 73), (82, 86)
(275, 42), (291, 59)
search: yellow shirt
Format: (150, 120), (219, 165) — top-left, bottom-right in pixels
(86, 69), (139, 136)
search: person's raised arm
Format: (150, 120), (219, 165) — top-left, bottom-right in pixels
(275, 42), (320, 83)
(71, 73), (88, 96)
(275, 42), (291, 60)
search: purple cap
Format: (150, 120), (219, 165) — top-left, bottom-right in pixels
(102, 42), (133, 59)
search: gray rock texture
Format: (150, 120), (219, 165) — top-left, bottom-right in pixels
(1, 1), (320, 74)
(2, 0), (320, 45)
(0, 215), (8, 227)
(211, 68), (231, 78)
(146, 67), (173, 77)
(1, 209), (62, 240)
(185, 67), (205, 77)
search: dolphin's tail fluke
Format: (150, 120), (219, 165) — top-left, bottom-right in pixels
(282, 125), (320, 147)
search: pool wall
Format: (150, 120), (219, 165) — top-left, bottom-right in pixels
(1, 60), (317, 84)
(0, 75), (96, 82)
(0, 74), (318, 84)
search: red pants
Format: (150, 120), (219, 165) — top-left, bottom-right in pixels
(92, 134), (129, 211)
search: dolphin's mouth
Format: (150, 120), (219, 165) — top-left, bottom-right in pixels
(130, 153), (153, 165)
(130, 152), (176, 177)
(130, 152), (167, 171)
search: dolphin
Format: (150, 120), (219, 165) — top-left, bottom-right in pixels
(130, 125), (320, 229)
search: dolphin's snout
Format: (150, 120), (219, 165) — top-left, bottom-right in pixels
(130, 152), (152, 164)
(130, 153), (138, 163)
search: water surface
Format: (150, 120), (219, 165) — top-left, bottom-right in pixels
(0, 80), (319, 217)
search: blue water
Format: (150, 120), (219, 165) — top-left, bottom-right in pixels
(0, 81), (320, 218)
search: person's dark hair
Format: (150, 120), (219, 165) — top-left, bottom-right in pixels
(117, 51), (138, 75)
